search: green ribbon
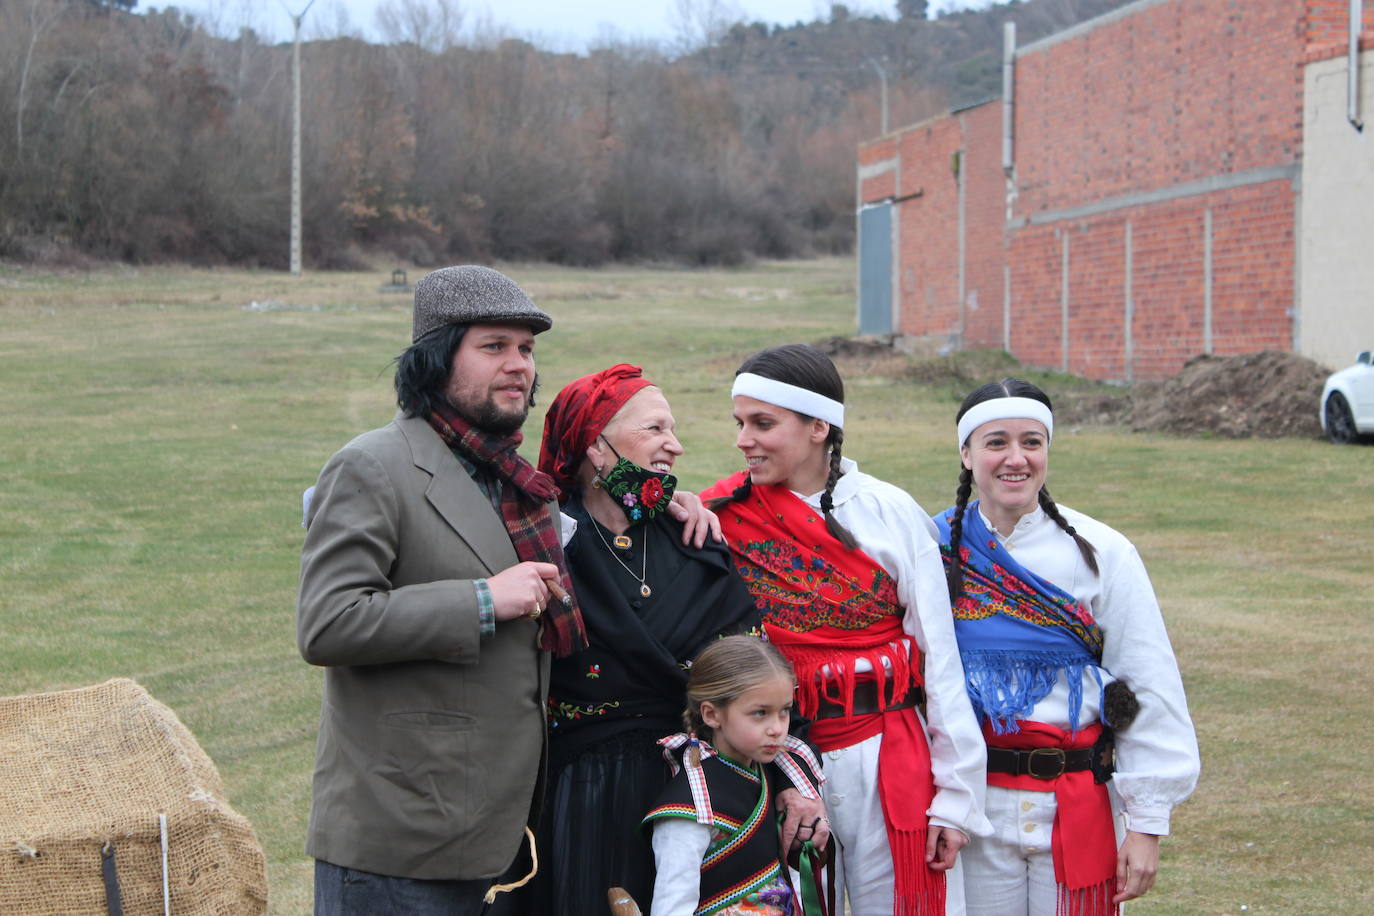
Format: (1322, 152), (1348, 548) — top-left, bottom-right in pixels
(795, 839), (829, 916)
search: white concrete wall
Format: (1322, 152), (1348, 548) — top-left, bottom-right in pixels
(1300, 50), (1374, 371)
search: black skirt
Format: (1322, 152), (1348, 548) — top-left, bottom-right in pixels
(496, 727), (673, 916)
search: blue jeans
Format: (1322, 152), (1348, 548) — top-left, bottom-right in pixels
(314, 860), (492, 916)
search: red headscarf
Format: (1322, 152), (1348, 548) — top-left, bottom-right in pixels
(538, 364), (654, 501)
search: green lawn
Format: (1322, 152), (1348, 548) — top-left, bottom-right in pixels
(2, 258), (1370, 914)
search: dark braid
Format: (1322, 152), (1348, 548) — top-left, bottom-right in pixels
(1037, 486), (1099, 575)
(820, 427), (857, 549)
(706, 475), (752, 512)
(945, 466), (975, 600)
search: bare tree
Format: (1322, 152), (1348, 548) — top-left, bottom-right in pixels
(375, 0), (465, 53)
(13, 0), (63, 163)
(669, 0), (744, 56)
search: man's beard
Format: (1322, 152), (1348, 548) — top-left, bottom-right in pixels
(450, 374), (540, 435)
(461, 398), (528, 434)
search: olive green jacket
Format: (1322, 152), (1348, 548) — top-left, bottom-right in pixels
(298, 414), (550, 880)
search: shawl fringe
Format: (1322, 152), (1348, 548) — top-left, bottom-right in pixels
(1057, 878), (1118, 916)
(961, 647), (1092, 735)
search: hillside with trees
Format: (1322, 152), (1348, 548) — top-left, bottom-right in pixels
(0, 0), (1134, 268)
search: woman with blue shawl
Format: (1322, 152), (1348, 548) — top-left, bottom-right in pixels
(934, 379), (1199, 916)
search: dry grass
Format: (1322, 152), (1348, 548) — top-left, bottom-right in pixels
(2, 257), (1371, 914)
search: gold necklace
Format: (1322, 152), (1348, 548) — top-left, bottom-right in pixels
(592, 520), (651, 598)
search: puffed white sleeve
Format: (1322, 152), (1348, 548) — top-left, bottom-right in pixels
(890, 497), (992, 838)
(1095, 537), (1200, 836)
(648, 819), (711, 916)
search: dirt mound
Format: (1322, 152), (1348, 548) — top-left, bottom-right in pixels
(1053, 391), (1134, 428)
(1126, 351), (1327, 439)
(812, 335), (914, 378)
(811, 337), (1326, 439)
(814, 337), (1024, 388)
(812, 335), (898, 360)
(1049, 351), (1328, 438)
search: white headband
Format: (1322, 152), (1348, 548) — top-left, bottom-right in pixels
(732, 372), (845, 429)
(957, 397), (1054, 448)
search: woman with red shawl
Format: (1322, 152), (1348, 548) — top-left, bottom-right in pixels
(702, 345), (990, 916)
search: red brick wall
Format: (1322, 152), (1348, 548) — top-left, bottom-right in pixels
(895, 117), (963, 339)
(1306, 0), (1374, 59)
(1013, 0), (1304, 215)
(857, 103), (1004, 347)
(1003, 0), (1305, 379)
(961, 103), (1007, 351)
(858, 137), (898, 202)
(858, 0), (1348, 379)
(1006, 182), (1296, 380)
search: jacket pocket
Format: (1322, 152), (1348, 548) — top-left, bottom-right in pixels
(383, 709), (475, 731)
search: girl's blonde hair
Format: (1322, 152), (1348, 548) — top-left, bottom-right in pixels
(683, 636), (795, 742)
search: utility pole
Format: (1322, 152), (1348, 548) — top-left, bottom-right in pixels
(287, 0), (316, 276)
(866, 58), (889, 136)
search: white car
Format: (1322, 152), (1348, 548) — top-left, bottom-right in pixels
(1321, 350), (1374, 443)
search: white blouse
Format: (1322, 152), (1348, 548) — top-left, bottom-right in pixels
(648, 818), (713, 916)
(796, 458), (991, 838)
(979, 504), (1201, 835)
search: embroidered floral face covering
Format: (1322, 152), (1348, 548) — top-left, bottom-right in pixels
(595, 437), (677, 525)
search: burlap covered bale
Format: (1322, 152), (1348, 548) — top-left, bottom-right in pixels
(0, 678), (267, 915)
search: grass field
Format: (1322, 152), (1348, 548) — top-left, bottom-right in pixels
(2, 257), (1371, 915)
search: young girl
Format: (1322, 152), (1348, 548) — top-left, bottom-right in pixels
(700, 344), (988, 916)
(934, 378), (1200, 916)
(643, 636), (824, 916)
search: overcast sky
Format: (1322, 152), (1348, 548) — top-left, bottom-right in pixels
(151, 0), (991, 50)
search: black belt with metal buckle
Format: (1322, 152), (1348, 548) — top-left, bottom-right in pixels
(986, 745), (1094, 780)
(813, 682), (925, 720)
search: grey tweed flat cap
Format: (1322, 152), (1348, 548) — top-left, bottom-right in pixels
(412, 265), (552, 342)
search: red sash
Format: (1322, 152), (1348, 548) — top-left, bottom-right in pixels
(984, 720), (1119, 916)
(702, 472), (945, 916)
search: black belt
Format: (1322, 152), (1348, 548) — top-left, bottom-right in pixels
(986, 745), (1094, 780)
(813, 682), (924, 720)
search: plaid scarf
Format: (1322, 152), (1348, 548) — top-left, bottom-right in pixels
(427, 403), (586, 657)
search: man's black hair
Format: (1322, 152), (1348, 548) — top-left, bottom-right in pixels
(394, 324), (468, 418)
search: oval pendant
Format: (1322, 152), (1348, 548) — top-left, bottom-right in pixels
(640, 584), (652, 598)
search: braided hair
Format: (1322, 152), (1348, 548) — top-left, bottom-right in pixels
(946, 378), (1098, 600)
(708, 344), (857, 550)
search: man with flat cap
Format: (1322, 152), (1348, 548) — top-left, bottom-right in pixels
(298, 265), (588, 915)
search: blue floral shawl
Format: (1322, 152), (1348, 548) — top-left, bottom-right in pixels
(934, 502), (1104, 735)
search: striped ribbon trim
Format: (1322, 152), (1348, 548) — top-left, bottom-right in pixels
(657, 733), (826, 825)
(658, 733), (717, 825)
(775, 735), (825, 798)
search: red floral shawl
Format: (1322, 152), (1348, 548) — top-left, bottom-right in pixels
(701, 471), (945, 916)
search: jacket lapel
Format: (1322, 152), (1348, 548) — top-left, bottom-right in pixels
(397, 415), (519, 576)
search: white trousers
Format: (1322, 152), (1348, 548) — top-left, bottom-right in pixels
(821, 733), (965, 916)
(960, 785), (1060, 916)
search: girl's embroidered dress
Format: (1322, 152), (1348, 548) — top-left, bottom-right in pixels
(643, 736), (822, 916)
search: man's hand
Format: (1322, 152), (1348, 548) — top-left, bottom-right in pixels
(668, 490), (723, 548)
(776, 789), (830, 852)
(1112, 831), (1160, 903)
(925, 825), (968, 871)
(487, 561), (558, 621)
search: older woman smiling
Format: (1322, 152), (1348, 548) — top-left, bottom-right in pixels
(505, 364), (820, 916)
